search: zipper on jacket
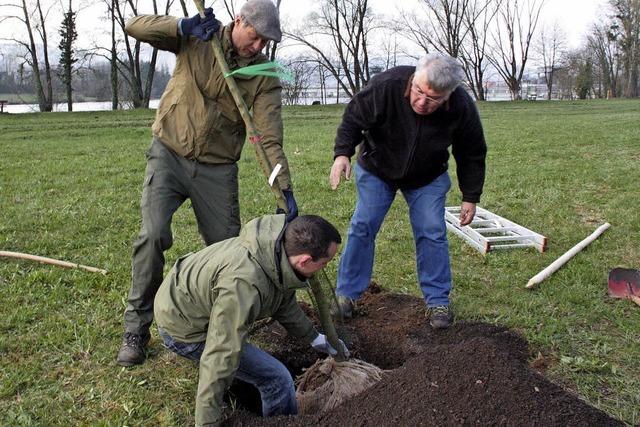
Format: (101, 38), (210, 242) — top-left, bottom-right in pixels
(402, 116), (421, 177)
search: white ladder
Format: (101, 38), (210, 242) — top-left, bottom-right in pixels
(444, 206), (547, 254)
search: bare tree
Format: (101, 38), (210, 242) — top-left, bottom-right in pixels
(460, 0), (500, 100)
(379, 28), (400, 70)
(536, 21), (566, 100)
(587, 21), (621, 98)
(287, 0), (375, 98)
(1, 0), (55, 111)
(397, 0), (476, 58)
(488, 0), (545, 100)
(280, 57), (315, 105)
(610, 0), (640, 97)
(109, 0), (118, 109)
(111, 0), (174, 108)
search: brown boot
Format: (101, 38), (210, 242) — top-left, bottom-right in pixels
(116, 332), (150, 366)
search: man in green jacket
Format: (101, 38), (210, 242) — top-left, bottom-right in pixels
(118, 0), (299, 366)
(155, 214), (348, 426)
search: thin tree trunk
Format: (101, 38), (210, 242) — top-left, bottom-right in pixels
(111, 0), (118, 109)
(21, 0), (47, 111)
(36, 0), (54, 111)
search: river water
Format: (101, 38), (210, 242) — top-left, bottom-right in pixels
(3, 100), (161, 114)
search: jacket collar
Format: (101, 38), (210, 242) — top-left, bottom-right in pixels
(239, 215), (309, 292)
(275, 224), (310, 291)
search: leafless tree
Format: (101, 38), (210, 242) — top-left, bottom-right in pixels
(587, 21), (621, 98)
(280, 57), (315, 105)
(178, 0), (187, 16)
(536, 21), (566, 100)
(379, 29), (400, 70)
(488, 0), (545, 100)
(395, 0), (498, 100)
(610, 0), (640, 97)
(111, 0), (174, 108)
(1, 0), (55, 111)
(286, 0), (375, 98)
(460, 0), (500, 100)
(397, 0), (475, 58)
(109, 0), (118, 109)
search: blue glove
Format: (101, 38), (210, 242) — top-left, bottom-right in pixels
(311, 333), (350, 357)
(276, 190), (298, 222)
(179, 8), (219, 41)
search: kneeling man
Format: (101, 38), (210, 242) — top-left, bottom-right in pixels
(154, 214), (347, 426)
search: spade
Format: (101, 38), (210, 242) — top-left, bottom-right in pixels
(608, 268), (640, 306)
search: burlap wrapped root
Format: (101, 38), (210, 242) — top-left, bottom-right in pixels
(296, 357), (385, 414)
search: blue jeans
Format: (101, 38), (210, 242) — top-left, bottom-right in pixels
(158, 328), (297, 417)
(336, 163), (452, 307)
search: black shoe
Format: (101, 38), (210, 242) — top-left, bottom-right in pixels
(429, 305), (454, 329)
(116, 332), (150, 366)
(330, 295), (355, 319)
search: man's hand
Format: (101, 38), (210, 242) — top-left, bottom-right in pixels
(179, 8), (219, 41)
(311, 333), (350, 357)
(329, 156), (351, 190)
(459, 202), (476, 226)
(276, 190), (298, 222)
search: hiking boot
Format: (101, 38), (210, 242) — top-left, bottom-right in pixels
(428, 305), (454, 329)
(330, 295), (355, 319)
(116, 332), (150, 366)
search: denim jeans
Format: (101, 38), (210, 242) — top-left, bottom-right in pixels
(158, 328), (297, 417)
(336, 163), (452, 307)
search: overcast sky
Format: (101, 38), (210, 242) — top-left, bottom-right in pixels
(1, 0), (608, 62)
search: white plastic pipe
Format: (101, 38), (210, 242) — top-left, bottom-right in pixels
(526, 223), (610, 289)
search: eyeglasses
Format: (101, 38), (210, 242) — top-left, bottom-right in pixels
(411, 83), (448, 105)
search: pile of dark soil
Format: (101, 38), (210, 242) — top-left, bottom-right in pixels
(224, 290), (623, 426)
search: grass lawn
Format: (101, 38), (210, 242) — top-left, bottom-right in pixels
(1, 100), (639, 425)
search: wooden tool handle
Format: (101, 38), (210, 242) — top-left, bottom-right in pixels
(0, 250), (107, 275)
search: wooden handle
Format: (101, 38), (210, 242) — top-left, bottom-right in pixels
(193, 0), (286, 211)
(526, 223), (610, 289)
(192, 0), (345, 358)
(0, 250), (108, 275)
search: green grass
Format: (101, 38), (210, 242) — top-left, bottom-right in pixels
(1, 100), (639, 425)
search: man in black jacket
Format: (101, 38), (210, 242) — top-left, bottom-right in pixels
(329, 52), (487, 328)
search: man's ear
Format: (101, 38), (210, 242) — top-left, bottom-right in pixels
(297, 254), (313, 268)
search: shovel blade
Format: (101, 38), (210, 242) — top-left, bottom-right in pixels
(608, 268), (640, 299)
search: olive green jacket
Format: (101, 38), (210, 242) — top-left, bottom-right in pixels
(125, 16), (292, 190)
(154, 215), (318, 426)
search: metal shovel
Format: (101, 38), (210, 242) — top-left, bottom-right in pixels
(608, 268), (640, 306)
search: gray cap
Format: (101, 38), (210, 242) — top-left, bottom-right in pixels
(240, 0), (282, 42)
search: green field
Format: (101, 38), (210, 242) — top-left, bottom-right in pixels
(1, 100), (639, 425)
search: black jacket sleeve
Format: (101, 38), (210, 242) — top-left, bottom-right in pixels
(333, 81), (387, 159)
(451, 94), (487, 203)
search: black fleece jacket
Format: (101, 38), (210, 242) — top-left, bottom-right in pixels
(334, 66), (487, 203)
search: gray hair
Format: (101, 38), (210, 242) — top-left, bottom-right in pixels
(415, 53), (464, 93)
